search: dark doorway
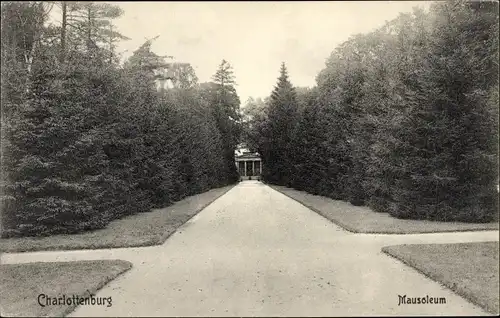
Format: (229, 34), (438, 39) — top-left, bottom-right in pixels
(246, 161), (254, 176)
(238, 161), (245, 175)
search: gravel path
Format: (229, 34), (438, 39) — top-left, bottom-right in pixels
(1, 181), (498, 316)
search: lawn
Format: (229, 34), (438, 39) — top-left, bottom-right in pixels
(0, 185), (234, 253)
(382, 242), (499, 315)
(0, 259), (132, 317)
(270, 185), (499, 234)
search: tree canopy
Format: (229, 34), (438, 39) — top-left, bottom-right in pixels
(245, 1), (499, 222)
(1, 1), (242, 237)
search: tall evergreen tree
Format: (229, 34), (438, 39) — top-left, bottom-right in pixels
(63, 2), (128, 57)
(261, 63), (299, 185)
(207, 59), (241, 184)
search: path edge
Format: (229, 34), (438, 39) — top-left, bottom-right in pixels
(267, 185), (499, 235)
(265, 184), (359, 233)
(0, 184), (238, 254)
(381, 245), (498, 315)
(154, 183), (237, 245)
(58, 259), (133, 317)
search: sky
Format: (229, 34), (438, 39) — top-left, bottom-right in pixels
(106, 1), (432, 104)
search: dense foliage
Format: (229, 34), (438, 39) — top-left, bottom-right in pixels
(249, 1), (499, 222)
(1, 1), (240, 237)
(258, 63), (299, 186)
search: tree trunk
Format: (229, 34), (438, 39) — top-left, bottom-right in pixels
(108, 24), (113, 63)
(87, 6), (92, 53)
(61, 1), (67, 62)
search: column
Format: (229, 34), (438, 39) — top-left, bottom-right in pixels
(252, 161), (255, 177)
(260, 160), (262, 175)
(244, 161), (247, 177)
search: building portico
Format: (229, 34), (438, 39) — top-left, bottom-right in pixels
(235, 152), (262, 180)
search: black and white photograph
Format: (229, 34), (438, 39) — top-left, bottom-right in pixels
(0, 0), (499, 317)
